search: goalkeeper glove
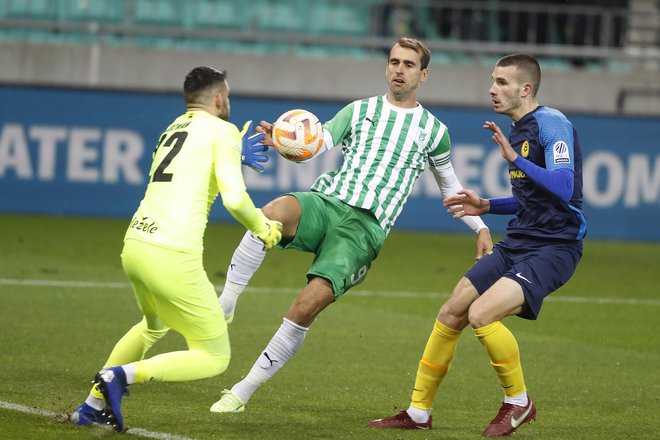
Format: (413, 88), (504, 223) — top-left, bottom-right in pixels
(252, 209), (283, 251)
(240, 120), (269, 173)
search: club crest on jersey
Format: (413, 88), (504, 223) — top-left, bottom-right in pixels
(521, 140), (530, 158)
(417, 129), (431, 147)
(553, 141), (570, 164)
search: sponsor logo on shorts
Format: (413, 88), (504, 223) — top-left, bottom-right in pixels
(515, 272), (532, 284)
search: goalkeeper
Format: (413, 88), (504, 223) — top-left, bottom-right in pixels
(69, 66), (281, 432)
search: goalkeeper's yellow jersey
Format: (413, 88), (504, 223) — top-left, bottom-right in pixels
(124, 110), (246, 254)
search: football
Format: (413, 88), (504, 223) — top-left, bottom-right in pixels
(271, 109), (324, 162)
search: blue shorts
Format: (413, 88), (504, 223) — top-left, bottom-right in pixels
(465, 234), (582, 320)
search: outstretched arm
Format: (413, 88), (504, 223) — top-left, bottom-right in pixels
(258, 119), (332, 163)
(256, 120), (276, 147)
(484, 120), (574, 202)
(240, 121), (269, 173)
(431, 165), (492, 258)
(443, 188), (490, 217)
(215, 125), (282, 250)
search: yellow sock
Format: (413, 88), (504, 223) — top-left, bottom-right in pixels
(411, 320), (461, 410)
(89, 383), (104, 400)
(133, 361), (149, 384)
(473, 321), (526, 397)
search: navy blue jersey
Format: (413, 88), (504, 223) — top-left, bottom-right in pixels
(506, 106), (587, 240)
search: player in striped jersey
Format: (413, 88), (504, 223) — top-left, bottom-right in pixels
(210, 38), (492, 414)
(370, 54), (586, 436)
(69, 66), (282, 431)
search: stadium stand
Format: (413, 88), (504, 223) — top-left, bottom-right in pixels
(1, 0), (657, 69)
(0, 0), (658, 115)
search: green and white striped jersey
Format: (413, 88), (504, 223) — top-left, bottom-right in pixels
(313, 95), (452, 234)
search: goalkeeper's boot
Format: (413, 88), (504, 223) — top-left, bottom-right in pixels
(94, 367), (129, 432)
(482, 398), (535, 437)
(68, 402), (112, 426)
(368, 410), (432, 429)
(210, 389), (245, 413)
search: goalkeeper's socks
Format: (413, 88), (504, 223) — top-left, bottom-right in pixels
(90, 383), (104, 401)
(84, 394), (104, 411)
(231, 318), (307, 403)
(121, 364), (136, 385)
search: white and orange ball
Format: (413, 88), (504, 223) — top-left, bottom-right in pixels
(271, 109), (324, 162)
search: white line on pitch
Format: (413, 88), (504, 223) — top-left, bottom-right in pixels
(0, 400), (196, 440)
(0, 277), (659, 306)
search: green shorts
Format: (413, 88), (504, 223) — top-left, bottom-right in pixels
(282, 192), (386, 298)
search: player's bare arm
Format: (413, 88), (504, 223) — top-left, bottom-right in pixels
(484, 121), (518, 163)
(444, 189), (490, 218)
(256, 120), (275, 147)
(476, 228), (493, 260)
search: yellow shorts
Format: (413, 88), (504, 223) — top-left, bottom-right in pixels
(121, 238), (227, 344)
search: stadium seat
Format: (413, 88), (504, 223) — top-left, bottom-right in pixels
(606, 61), (632, 74)
(189, 0), (246, 30)
(62, 0), (124, 23)
(298, 45), (370, 59)
(252, 0), (308, 33)
(538, 58), (572, 71)
(6, 0), (57, 19)
(132, 0), (182, 26)
(310, 2), (370, 36)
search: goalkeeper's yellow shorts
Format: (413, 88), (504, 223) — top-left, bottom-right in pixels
(121, 238), (229, 347)
(280, 191), (386, 298)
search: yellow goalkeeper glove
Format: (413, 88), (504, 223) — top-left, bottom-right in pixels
(252, 210), (283, 251)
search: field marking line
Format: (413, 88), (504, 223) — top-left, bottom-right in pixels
(0, 400), (197, 440)
(1, 277), (659, 306)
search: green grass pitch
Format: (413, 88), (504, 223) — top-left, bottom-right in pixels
(0, 214), (658, 439)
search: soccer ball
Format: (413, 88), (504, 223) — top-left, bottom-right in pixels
(271, 109), (324, 162)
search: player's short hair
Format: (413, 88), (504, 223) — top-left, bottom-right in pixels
(183, 66), (227, 105)
(496, 54), (541, 97)
(391, 37), (431, 70)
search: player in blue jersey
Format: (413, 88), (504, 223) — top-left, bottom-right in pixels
(370, 53), (586, 436)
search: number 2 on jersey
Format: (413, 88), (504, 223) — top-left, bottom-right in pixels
(152, 131), (188, 182)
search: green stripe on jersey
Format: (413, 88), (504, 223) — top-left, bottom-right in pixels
(315, 95), (449, 234)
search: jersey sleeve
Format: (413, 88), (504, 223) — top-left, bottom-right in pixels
(514, 111), (576, 203)
(428, 127), (452, 167)
(213, 123), (263, 231)
(322, 103), (354, 150)
(538, 112), (575, 171)
(428, 129), (488, 233)
(213, 123), (245, 193)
